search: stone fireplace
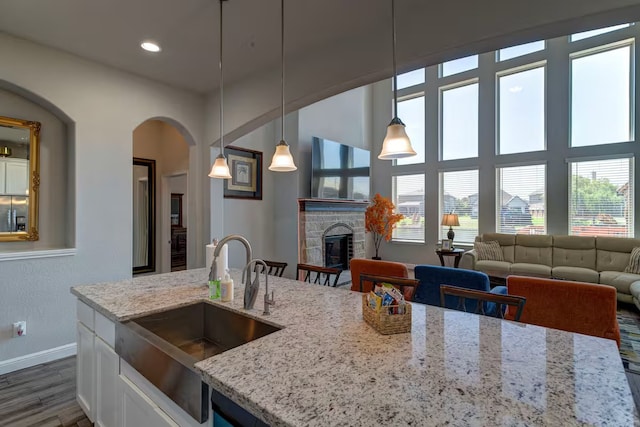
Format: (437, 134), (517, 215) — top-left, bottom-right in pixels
(298, 199), (367, 268)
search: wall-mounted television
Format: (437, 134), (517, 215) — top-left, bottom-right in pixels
(311, 137), (370, 201)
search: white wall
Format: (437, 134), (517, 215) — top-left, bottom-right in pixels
(0, 33), (205, 363)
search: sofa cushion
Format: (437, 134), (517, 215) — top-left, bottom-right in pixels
(552, 266), (599, 283)
(514, 235), (552, 266)
(511, 263), (551, 276)
(552, 235), (596, 270)
(596, 237), (640, 272)
(481, 233), (515, 262)
(599, 271), (640, 294)
(475, 260), (511, 273)
(625, 247), (640, 274)
(475, 241), (504, 261)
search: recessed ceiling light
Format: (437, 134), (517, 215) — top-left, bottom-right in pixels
(141, 41), (161, 53)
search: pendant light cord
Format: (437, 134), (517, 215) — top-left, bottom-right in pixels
(391, 0), (398, 119)
(281, 0), (285, 142)
(219, 0), (225, 155)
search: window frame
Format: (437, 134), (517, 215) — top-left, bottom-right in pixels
(439, 78), (480, 161)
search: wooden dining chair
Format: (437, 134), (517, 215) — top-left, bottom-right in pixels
(255, 260), (287, 277)
(296, 264), (342, 287)
(439, 285), (526, 321)
(359, 273), (419, 302)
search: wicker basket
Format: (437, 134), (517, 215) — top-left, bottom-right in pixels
(362, 294), (412, 335)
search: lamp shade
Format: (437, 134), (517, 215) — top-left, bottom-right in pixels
(208, 154), (232, 179)
(378, 118), (417, 160)
(441, 213), (460, 227)
(269, 140), (297, 171)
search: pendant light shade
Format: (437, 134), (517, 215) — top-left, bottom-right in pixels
(378, 0), (417, 160)
(378, 117), (416, 159)
(208, 153), (232, 178)
(210, 0), (232, 179)
(268, 0), (297, 172)
(269, 140), (297, 171)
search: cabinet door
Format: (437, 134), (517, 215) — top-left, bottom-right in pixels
(119, 375), (179, 427)
(77, 322), (95, 422)
(5, 160), (28, 195)
(95, 337), (119, 427)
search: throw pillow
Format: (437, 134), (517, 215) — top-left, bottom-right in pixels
(625, 247), (640, 274)
(474, 241), (505, 262)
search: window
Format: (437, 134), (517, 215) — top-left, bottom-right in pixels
(569, 158), (634, 237)
(498, 41), (545, 61)
(571, 24), (631, 42)
(497, 165), (546, 234)
(393, 174), (425, 242)
(571, 45), (632, 147)
(498, 66), (545, 154)
(396, 69), (425, 90)
(441, 82), (478, 160)
(441, 55), (478, 77)
(440, 170), (478, 243)
(396, 96), (425, 165)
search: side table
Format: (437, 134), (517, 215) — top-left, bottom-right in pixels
(435, 248), (465, 268)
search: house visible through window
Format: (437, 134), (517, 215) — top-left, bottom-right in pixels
(569, 158), (634, 237)
(497, 165), (546, 234)
(440, 170), (478, 243)
(393, 174), (425, 242)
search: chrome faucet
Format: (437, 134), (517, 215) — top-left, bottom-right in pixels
(209, 235), (254, 309)
(242, 259), (275, 314)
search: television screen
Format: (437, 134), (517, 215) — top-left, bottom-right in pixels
(311, 137), (370, 201)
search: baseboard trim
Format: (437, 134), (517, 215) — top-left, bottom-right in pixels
(0, 343), (77, 375)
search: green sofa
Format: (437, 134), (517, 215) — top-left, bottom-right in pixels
(460, 233), (640, 308)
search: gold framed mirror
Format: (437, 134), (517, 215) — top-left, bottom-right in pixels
(0, 115), (40, 242)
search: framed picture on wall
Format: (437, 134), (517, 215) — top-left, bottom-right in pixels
(223, 146), (263, 200)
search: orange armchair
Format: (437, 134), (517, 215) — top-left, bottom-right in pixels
(505, 276), (620, 347)
(350, 258), (409, 296)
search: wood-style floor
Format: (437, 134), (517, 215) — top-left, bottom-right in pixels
(0, 356), (90, 427)
(1, 355), (640, 426)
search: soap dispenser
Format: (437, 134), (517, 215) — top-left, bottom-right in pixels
(220, 270), (234, 302)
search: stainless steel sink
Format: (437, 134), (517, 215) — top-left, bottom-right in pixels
(116, 302), (281, 423)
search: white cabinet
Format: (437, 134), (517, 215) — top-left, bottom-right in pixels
(76, 300), (118, 426)
(0, 158), (28, 195)
(95, 337), (119, 427)
(77, 321), (95, 422)
(119, 375), (179, 427)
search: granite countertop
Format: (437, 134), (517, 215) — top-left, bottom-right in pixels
(72, 268), (639, 426)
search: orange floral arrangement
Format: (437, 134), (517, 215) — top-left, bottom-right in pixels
(365, 193), (404, 259)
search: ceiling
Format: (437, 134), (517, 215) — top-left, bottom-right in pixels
(3, 0), (640, 99)
(0, 0), (389, 93)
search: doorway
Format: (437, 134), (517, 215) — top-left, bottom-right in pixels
(163, 173), (188, 272)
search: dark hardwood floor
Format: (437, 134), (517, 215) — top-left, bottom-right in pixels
(0, 356), (90, 427)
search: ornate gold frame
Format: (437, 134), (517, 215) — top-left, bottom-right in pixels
(0, 115), (40, 242)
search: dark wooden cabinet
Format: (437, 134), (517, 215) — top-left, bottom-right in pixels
(171, 227), (187, 271)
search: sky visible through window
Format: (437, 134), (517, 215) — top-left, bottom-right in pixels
(392, 24), (633, 238)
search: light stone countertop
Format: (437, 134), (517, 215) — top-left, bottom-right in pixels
(72, 268), (639, 427)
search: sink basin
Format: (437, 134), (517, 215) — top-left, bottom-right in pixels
(116, 302), (281, 423)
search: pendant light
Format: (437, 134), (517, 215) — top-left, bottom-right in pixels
(378, 0), (416, 160)
(268, 0), (297, 172)
(209, 0), (232, 179)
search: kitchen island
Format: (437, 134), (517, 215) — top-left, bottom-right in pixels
(72, 268), (639, 426)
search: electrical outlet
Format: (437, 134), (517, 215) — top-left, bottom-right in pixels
(12, 321), (26, 337)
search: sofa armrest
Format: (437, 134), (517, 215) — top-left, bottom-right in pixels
(459, 249), (477, 270)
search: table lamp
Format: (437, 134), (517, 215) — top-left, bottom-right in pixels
(441, 213), (460, 243)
